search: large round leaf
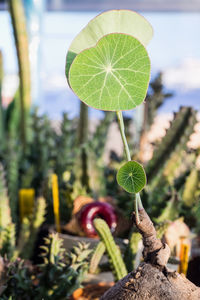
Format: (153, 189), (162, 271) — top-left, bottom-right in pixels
(66, 10), (153, 78)
(69, 33), (150, 111)
(117, 161), (146, 193)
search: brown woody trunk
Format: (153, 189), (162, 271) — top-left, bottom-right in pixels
(101, 209), (200, 300)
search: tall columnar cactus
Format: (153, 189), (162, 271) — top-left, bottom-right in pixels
(146, 106), (197, 183)
(124, 231), (141, 272)
(182, 168), (200, 207)
(93, 218), (127, 281)
(88, 112), (115, 196)
(145, 72), (173, 131)
(0, 50), (5, 151)
(76, 102), (90, 193)
(18, 197), (46, 259)
(0, 164), (12, 250)
(26, 110), (55, 192)
(8, 0), (31, 150)
(0, 164), (16, 260)
(0, 223), (16, 260)
(55, 113), (76, 180)
(5, 139), (19, 223)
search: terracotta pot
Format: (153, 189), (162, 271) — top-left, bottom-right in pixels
(71, 282), (114, 300)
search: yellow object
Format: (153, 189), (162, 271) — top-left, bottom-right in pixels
(19, 189), (35, 221)
(178, 238), (190, 275)
(52, 174), (61, 233)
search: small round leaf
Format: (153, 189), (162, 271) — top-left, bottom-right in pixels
(117, 161), (146, 193)
(69, 33), (150, 111)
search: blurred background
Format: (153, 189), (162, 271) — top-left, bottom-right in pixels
(0, 2), (200, 298)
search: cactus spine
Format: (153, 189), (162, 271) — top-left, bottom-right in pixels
(8, 0), (31, 149)
(93, 218), (127, 281)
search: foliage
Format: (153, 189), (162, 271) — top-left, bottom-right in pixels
(69, 34), (150, 111)
(117, 161), (146, 193)
(0, 234), (92, 300)
(66, 10), (153, 77)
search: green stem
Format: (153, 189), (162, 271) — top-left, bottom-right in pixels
(116, 111), (142, 223)
(116, 111), (131, 161)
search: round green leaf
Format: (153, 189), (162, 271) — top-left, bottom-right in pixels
(117, 161), (146, 193)
(66, 9), (153, 78)
(69, 33), (150, 111)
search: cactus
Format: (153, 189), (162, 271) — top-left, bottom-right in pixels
(18, 197), (46, 259)
(0, 50), (5, 152)
(76, 102), (90, 193)
(89, 241), (106, 274)
(8, 0), (31, 150)
(4, 139), (20, 223)
(182, 169), (200, 207)
(0, 223), (16, 261)
(55, 113), (76, 180)
(124, 231), (141, 272)
(145, 72), (173, 131)
(93, 218), (127, 281)
(155, 193), (179, 223)
(38, 234), (92, 299)
(0, 164), (11, 228)
(146, 106), (197, 182)
(88, 112), (115, 196)
(0, 164), (16, 260)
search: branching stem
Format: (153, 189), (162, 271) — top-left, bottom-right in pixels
(116, 111), (142, 223)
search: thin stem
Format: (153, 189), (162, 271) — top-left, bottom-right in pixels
(116, 110), (143, 223)
(116, 111), (131, 161)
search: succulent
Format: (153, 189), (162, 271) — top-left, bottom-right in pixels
(37, 233), (92, 299)
(93, 218), (127, 281)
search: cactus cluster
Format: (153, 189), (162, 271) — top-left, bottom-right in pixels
(146, 106), (197, 182)
(0, 234), (92, 299)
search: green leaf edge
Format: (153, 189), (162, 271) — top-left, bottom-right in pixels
(65, 9), (153, 81)
(68, 33), (151, 112)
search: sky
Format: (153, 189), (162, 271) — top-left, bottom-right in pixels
(0, 10), (200, 119)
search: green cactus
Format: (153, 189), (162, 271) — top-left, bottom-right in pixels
(146, 107), (197, 182)
(124, 231), (141, 272)
(18, 197), (46, 259)
(182, 169), (200, 207)
(89, 241), (106, 274)
(0, 50), (5, 151)
(76, 102), (90, 193)
(0, 164), (11, 229)
(155, 191), (180, 224)
(0, 164), (16, 261)
(93, 218), (127, 281)
(8, 0), (31, 150)
(55, 113), (76, 180)
(0, 223), (16, 261)
(38, 234), (92, 299)
(5, 139), (19, 223)
(145, 72), (173, 131)
(88, 112), (115, 197)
